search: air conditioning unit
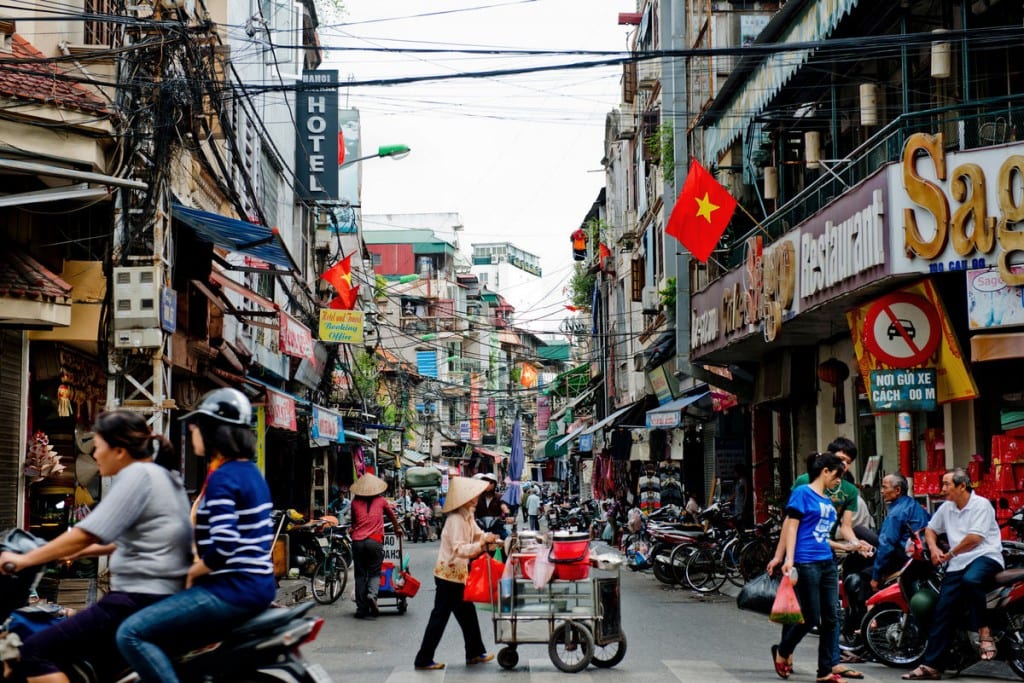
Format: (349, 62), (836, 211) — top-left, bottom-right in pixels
(490, 255), (499, 264)
(633, 352), (645, 372)
(641, 285), (660, 314)
(637, 60), (659, 89)
(615, 108), (636, 140)
(112, 266), (161, 331)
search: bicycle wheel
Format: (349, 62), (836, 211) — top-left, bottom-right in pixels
(737, 539), (771, 582)
(721, 538), (745, 587)
(685, 546), (726, 593)
(668, 543), (697, 585)
(311, 556), (345, 604)
(548, 621), (594, 673)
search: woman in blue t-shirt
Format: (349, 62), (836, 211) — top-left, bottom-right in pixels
(767, 452), (871, 683)
(116, 388), (276, 683)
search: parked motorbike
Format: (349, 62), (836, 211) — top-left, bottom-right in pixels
(861, 523), (1024, 678)
(0, 529), (333, 682)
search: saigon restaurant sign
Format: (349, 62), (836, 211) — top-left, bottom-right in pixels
(890, 133), (1024, 284)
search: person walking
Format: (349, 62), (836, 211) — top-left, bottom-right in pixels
(115, 388), (277, 683)
(349, 473), (403, 618)
(767, 452), (872, 683)
(526, 487), (542, 531)
(474, 472), (510, 538)
(413, 476), (498, 671)
(0, 411), (192, 683)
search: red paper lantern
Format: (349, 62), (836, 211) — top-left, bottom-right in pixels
(817, 358), (849, 386)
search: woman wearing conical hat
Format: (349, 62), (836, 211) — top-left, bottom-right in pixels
(413, 476), (498, 670)
(350, 473), (402, 619)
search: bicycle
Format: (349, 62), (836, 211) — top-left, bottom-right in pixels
(311, 524), (352, 604)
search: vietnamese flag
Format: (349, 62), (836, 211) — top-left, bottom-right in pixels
(329, 285), (359, 310)
(321, 254), (354, 296)
(665, 159), (737, 263)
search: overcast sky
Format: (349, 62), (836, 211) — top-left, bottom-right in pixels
(320, 0), (633, 333)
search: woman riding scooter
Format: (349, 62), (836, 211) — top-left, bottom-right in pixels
(0, 410), (193, 683)
(116, 388), (277, 683)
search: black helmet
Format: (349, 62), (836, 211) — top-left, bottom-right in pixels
(182, 388), (252, 426)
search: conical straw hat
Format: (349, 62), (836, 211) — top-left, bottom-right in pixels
(350, 473), (387, 497)
(442, 476), (489, 513)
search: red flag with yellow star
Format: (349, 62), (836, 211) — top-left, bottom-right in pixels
(665, 159), (737, 263)
(321, 253), (357, 308)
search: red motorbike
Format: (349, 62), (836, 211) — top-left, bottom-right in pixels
(862, 524), (1024, 678)
(412, 510), (430, 543)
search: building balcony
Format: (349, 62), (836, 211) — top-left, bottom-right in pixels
(400, 315), (457, 334)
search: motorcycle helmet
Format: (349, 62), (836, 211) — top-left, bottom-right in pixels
(181, 388), (252, 426)
(910, 586), (939, 622)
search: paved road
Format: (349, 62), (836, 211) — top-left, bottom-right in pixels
(300, 538), (1021, 682)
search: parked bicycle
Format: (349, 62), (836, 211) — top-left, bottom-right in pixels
(311, 522), (353, 605)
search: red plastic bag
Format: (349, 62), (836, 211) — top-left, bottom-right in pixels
(769, 575), (804, 625)
(463, 554), (503, 603)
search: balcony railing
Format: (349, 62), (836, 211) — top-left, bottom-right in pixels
(400, 315), (457, 334)
(721, 95), (1022, 271)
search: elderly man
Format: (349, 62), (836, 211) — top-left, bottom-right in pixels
(474, 473), (510, 538)
(870, 473), (930, 592)
(902, 468), (1004, 680)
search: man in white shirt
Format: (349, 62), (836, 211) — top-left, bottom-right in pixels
(526, 490), (542, 531)
(903, 468), (1004, 680)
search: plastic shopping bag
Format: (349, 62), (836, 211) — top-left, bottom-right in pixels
(463, 554), (503, 604)
(769, 575), (804, 625)
(531, 547), (556, 590)
(736, 571), (781, 616)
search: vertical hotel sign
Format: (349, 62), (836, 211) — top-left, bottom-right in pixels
(295, 70), (338, 201)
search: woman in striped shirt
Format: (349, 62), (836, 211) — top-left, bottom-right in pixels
(116, 388), (276, 683)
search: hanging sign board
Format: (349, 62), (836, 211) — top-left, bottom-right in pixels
(382, 533), (401, 562)
(279, 311), (314, 361)
(266, 389), (297, 431)
(311, 405), (344, 443)
(869, 369), (937, 412)
(318, 309), (365, 344)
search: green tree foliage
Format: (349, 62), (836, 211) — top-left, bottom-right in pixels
(568, 264), (596, 310)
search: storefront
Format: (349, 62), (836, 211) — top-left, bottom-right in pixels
(690, 131), (1024, 521)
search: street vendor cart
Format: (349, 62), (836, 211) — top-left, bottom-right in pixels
(378, 531), (420, 613)
(489, 532), (626, 673)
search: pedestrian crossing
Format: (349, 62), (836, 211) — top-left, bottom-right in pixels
(378, 659), (1015, 682)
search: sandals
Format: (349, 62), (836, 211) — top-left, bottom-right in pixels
(833, 667), (864, 679)
(414, 662), (445, 671)
(816, 675), (847, 683)
(902, 665), (941, 680)
(771, 645), (792, 679)
(980, 636), (997, 661)
(466, 653), (494, 665)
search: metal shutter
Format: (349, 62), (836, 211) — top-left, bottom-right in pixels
(0, 331), (25, 529)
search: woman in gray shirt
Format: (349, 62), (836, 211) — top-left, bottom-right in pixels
(0, 410), (192, 682)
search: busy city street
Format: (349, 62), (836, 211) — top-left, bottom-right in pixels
(301, 538), (1019, 682)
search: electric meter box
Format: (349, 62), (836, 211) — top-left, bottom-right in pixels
(112, 266), (161, 331)
(114, 328), (164, 349)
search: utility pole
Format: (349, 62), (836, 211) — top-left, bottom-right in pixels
(106, 7), (185, 435)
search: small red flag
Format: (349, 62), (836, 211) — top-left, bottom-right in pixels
(338, 131), (346, 166)
(321, 254), (354, 297)
(329, 285), (360, 310)
(665, 160), (737, 263)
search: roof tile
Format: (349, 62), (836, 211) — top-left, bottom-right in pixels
(0, 250), (73, 302)
(0, 35), (108, 114)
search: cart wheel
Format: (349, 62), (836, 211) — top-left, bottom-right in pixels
(591, 633), (627, 668)
(397, 597), (408, 614)
(497, 646), (519, 670)
(548, 621), (594, 673)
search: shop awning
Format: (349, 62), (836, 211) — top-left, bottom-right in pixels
(550, 385), (598, 422)
(971, 333), (1024, 362)
(402, 449), (428, 465)
(646, 391), (710, 429)
(544, 362), (590, 397)
(172, 203), (296, 270)
(0, 249), (72, 327)
(473, 446), (504, 462)
(532, 436), (568, 462)
(554, 423), (590, 449)
(581, 401), (642, 435)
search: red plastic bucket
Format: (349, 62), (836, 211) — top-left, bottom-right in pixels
(551, 532), (590, 580)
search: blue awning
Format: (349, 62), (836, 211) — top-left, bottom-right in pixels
(581, 401), (641, 435)
(554, 423), (589, 449)
(172, 203), (296, 269)
(646, 391), (710, 429)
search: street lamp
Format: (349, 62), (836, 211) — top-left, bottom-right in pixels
(340, 144), (411, 169)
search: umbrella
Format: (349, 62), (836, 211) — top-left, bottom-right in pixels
(501, 417), (524, 508)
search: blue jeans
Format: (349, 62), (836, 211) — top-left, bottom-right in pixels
(116, 585), (263, 683)
(922, 556), (1002, 669)
(778, 559), (839, 678)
